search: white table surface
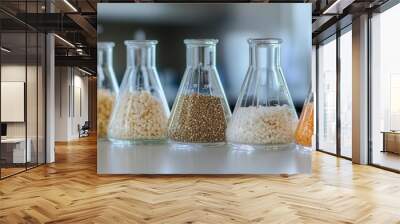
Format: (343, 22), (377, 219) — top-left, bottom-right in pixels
(1, 137), (32, 163)
(1, 138), (26, 143)
(98, 141), (312, 175)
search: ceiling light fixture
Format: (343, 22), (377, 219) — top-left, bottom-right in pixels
(78, 67), (92, 76)
(322, 0), (353, 15)
(76, 48), (85, 55)
(54, 34), (75, 48)
(1, 47), (11, 53)
(63, 0), (78, 12)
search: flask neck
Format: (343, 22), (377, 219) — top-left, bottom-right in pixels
(97, 47), (119, 93)
(249, 44), (280, 68)
(186, 45), (216, 67)
(98, 47), (113, 68)
(126, 46), (155, 67)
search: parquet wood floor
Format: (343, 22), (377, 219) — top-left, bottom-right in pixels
(1, 167), (26, 178)
(1, 135), (400, 224)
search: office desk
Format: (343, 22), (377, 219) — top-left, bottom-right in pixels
(382, 131), (400, 154)
(1, 138), (31, 163)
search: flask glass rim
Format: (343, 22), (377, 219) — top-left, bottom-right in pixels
(98, 42), (115, 49)
(124, 40), (158, 47)
(184, 39), (218, 46)
(248, 38), (282, 45)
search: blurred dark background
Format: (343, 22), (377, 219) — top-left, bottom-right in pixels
(97, 3), (312, 113)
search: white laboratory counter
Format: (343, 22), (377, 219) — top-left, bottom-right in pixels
(97, 141), (312, 175)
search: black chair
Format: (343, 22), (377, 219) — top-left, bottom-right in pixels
(78, 121), (90, 138)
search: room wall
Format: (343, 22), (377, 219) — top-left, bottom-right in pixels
(1, 65), (40, 139)
(71, 72), (89, 138)
(88, 77), (97, 132)
(54, 66), (70, 141)
(54, 66), (89, 141)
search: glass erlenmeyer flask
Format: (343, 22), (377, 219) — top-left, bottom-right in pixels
(295, 90), (314, 147)
(108, 40), (170, 144)
(168, 39), (231, 144)
(97, 42), (119, 139)
(226, 38), (298, 147)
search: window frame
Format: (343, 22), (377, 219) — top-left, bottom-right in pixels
(315, 24), (353, 161)
(368, 1), (400, 173)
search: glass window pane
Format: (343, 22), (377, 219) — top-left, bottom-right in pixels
(25, 0), (40, 170)
(318, 37), (337, 154)
(1, 31), (27, 178)
(371, 4), (400, 171)
(27, 31), (38, 169)
(38, 33), (46, 165)
(340, 29), (352, 158)
(0, 0), (46, 179)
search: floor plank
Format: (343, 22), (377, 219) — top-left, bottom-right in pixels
(1, 135), (400, 223)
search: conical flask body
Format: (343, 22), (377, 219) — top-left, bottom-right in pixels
(168, 39), (231, 144)
(295, 90), (314, 147)
(226, 38), (298, 146)
(108, 40), (170, 144)
(97, 42), (119, 139)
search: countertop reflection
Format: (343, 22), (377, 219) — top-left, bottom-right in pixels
(97, 141), (311, 175)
